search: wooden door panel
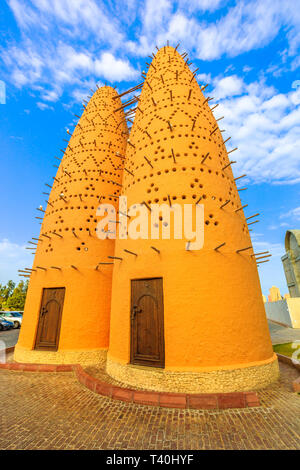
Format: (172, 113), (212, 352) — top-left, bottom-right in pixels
(130, 278), (165, 368)
(38, 299), (60, 345)
(136, 295), (159, 358)
(35, 288), (65, 351)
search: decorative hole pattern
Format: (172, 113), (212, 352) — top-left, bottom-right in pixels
(118, 46), (252, 250)
(35, 86), (127, 259)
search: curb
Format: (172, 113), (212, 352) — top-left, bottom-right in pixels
(74, 364), (260, 409)
(268, 319), (289, 328)
(0, 362), (74, 372)
(0, 347), (75, 372)
(1, 352), (298, 405)
(293, 377), (300, 392)
(276, 353), (300, 370)
(0, 347), (260, 409)
(276, 353), (300, 392)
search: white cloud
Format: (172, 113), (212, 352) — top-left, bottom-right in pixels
(211, 75), (300, 184)
(123, 0), (300, 65)
(212, 75), (244, 99)
(71, 83), (99, 103)
(143, 0), (172, 34)
(177, 0), (225, 12)
(280, 207), (300, 221)
(0, 239), (34, 285)
(252, 240), (284, 258)
(3, 0), (138, 101)
(3, 44), (44, 88)
(157, 13), (196, 52)
(62, 47), (93, 72)
(8, 0), (43, 30)
(196, 73), (211, 85)
(261, 94), (290, 111)
(1, 38), (138, 103)
(36, 101), (54, 110)
(194, 0), (283, 60)
(4, 0), (300, 105)
(9, 0), (123, 45)
(195, 0), (300, 61)
(269, 223), (290, 230)
(94, 53), (138, 82)
(41, 89), (61, 102)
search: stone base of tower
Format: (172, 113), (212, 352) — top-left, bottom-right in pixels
(106, 354), (279, 393)
(14, 345), (107, 366)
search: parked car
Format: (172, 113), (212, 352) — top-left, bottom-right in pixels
(1, 311), (23, 316)
(0, 312), (22, 328)
(0, 316), (14, 331)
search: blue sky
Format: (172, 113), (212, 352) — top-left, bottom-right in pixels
(0, 0), (300, 297)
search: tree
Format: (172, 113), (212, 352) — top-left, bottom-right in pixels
(5, 280), (29, 311)
(0, 280), (16, 310)
(0, 280), (15, 300)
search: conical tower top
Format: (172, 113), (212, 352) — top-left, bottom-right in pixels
(121, 43), (246, 251)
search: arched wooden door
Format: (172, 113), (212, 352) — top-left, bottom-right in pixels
(130, 278), (165, 368)
(35, 288), (65, 351)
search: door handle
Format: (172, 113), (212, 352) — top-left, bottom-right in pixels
(41, 307), (48, 317)
(131, 305), (142, 320)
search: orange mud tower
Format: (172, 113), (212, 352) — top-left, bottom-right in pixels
(15, 86), (128, 365)
(107, 46), (279, 392)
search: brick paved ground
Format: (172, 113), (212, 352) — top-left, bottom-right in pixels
(0, 362), (299, 450)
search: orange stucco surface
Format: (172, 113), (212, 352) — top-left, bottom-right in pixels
(17, 86), (127, 352)
(108, 46), (274, 369)
(17, 46), (274, 377)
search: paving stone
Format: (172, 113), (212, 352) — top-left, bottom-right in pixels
(0, 362), (299, 449)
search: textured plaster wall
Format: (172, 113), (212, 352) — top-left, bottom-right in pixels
(265, 298), (300, 328)
(108, 46), (274, 373)
(287, 298), (300, 328)
(265, 300), (293, 327)
(16, 86), (127, 358)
